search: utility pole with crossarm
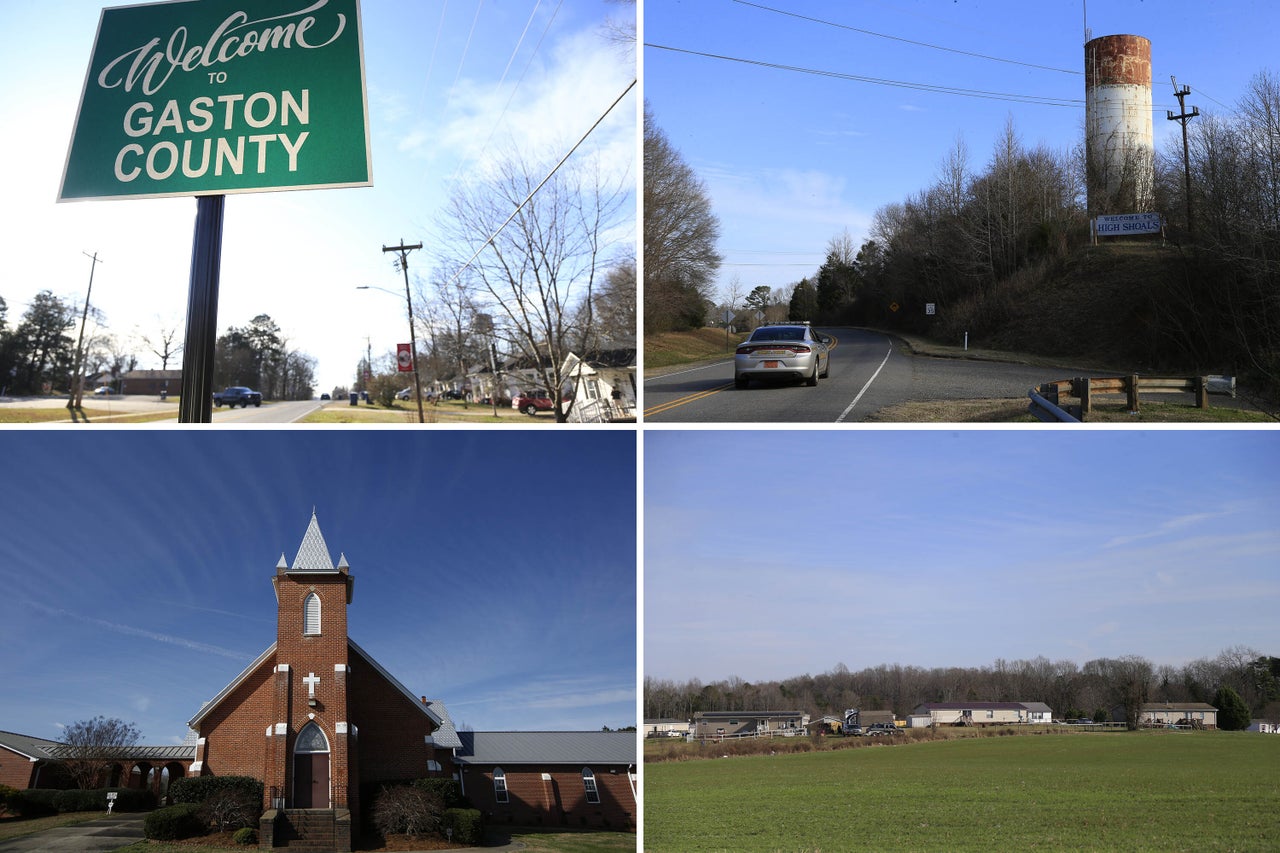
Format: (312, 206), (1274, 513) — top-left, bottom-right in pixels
(1167, 77), (1200, 241)
(380, 240), (425, 423)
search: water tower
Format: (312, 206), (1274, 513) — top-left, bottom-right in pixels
(1085, 34), (1153, 215)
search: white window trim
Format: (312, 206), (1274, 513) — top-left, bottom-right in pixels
(303, 592), (321, 635)
(493, 767), (508, 804)
(582, 767), (600, 804)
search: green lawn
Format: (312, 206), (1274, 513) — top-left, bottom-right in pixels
(644, 732), (1280, 851)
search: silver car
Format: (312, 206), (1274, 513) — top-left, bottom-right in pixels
(734, 323), (831, 389)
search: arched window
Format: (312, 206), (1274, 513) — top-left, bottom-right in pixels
(582, 767), (600, 804)
(493, 767), (508, 803)
(303, 593), (321, 635)
(427, 760), (442, 772)
(295, 722), (329, 754)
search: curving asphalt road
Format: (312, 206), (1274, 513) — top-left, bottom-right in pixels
(643, 328), (1089, 423)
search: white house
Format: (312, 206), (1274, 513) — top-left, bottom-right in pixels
(913, 701), (1055, 726)
(562, 348), (636, 423)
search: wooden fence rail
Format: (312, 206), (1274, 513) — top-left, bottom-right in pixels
(1029, 374), (1235, 422)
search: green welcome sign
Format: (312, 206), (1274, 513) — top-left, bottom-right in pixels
(59, 0), (371, 201)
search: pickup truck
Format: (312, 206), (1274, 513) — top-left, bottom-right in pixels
(213, 386), (262, 408)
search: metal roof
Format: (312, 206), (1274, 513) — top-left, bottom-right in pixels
(454, 731), (635, 766)
(0, 730), (195, 762)
(915, 702), (1045, 712)
(0, 730), (62, 761)
(45, 744), (196, 761)
(290, 511), (338, 573)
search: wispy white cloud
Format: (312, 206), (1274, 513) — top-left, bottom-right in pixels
(27, 601), (250, 661)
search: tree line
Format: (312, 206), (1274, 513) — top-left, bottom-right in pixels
(0, 291), (315, 400)
(644, 647), (1279, 729)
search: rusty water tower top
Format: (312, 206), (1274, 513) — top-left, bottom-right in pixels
(1085, 34), (1154, 216)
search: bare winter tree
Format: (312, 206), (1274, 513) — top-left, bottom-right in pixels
(140, 322), (183, 370)
(57, 716), (140, 789)
(644, 101), (722, 333)
(436, 148), (630, 422)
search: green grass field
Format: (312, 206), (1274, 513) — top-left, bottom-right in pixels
(644, 732), (1280, 851)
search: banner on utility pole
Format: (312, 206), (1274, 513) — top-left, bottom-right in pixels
(59, 0), (371, 201)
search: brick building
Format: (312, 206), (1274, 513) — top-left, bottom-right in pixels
(2, 514), (635, 849)
(454, 731), (636, 829)
(183, 513), (460, 850)
(184, 512), (635, 849)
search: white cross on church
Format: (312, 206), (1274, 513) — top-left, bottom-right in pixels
(303, 672), (320, 698)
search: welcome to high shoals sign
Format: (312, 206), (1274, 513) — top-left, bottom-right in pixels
(58, 0), (371, 201)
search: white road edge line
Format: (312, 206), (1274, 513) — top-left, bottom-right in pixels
(835, 344), (893, 423)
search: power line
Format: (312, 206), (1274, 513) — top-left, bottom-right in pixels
(445, 0), (565, 186)
(646, 43), (1085, 108)
(446, 79), (637, 288)
(732, 0), (1081, 76)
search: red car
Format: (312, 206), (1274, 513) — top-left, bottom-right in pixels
(513, 392), (554, 416)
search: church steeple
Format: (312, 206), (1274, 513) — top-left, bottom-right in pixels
(290, 510), (338, 573)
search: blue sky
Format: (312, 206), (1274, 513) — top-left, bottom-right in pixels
(644, 429), (1280, 683)
(643, 0), (1280, 301)
(0, 429), (636, 745)
(0, 0), (635, 394)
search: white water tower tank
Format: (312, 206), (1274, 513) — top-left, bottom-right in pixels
(1085, 34), (1153, 214)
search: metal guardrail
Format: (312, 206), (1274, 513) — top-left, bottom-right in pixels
(1028, 374), (1235, 422)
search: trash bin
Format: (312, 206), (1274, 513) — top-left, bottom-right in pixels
(349, 392), (359, 406)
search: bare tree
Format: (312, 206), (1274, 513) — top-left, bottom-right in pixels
(140, 322), (183, 370)
(644, 101), (722, 333)
(437, 148), (629, 422)
(57, 716), (140, 789)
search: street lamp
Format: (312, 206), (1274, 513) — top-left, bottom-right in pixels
(356, 281), (425, 424)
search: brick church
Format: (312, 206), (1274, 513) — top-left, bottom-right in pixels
(181, 513), (635, 849)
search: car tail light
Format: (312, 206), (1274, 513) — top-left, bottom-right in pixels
(737, 344), (811, 355)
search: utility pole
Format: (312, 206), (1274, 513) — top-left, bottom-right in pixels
(1167, 76), (1199, 240)
(363, 336), (372, 391)
(380, 240), (426, 424)
(67, 251), (102, 410)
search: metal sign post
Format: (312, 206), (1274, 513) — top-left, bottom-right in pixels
(178, 195), (225, 423)
(59, 1), (371, 422)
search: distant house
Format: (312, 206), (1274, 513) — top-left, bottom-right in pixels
(1111, 702), (1218, 729)
(1247, 719), (1280, 734)
(643, 719), (690, 738)
(692, 711), (809, 739)
(912, 702), (1054, 726)
(122, 369), (183, 396)
(805, 716), (844, 735)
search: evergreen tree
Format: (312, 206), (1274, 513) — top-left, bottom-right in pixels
(1213, 686), (1251, 730)
(789, 278), (818, 321)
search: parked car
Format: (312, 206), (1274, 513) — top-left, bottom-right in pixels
(213, 386), (262, 407)
(865, 723), (901, 736)
(442, 389), (464, 400)
(395, 387), (412, 400)
(93, 385), (113, 395)
(514, 391), (554, 416)
(734, 322), (832, 389)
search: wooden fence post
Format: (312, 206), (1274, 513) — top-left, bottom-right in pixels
(1195, 376), (1209, 409)
(1127, 375), (1141, 412)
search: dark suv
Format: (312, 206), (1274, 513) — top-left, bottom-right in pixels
(213, 386), (262, 408)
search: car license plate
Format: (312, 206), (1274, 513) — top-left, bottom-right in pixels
(763, 360), (779, 368)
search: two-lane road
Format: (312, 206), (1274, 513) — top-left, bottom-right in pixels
(644, 328), (1075, 422)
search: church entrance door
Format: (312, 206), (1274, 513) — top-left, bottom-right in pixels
(292, 722), (330, 809)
